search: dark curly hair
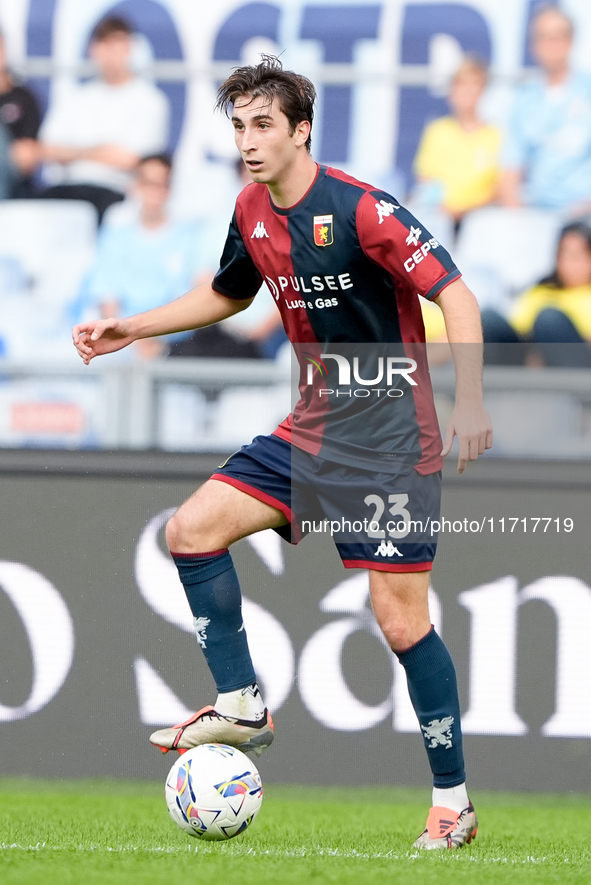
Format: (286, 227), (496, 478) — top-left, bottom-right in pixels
(216, 55), (316, 152)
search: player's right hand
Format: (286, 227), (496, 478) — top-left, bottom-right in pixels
(72, 317), (136, 365)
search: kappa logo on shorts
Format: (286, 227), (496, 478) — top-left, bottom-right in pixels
(314, 215), (334, 246)
(375, 540), (403, 557)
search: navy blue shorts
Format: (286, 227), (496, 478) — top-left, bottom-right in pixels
(212, 434), (440, 572)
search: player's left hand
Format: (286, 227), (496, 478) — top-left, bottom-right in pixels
(441, 402), (493, 474)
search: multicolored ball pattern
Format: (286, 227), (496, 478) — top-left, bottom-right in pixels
(165, 743), (263, 840)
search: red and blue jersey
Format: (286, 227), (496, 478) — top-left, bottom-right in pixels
(212, 165), (460, 475)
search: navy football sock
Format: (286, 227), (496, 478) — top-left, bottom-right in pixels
(172, 550), (257, 694)
(396, 627), (465, 788)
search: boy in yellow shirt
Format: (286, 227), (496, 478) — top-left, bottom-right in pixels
(413, 57), (501, 222)
(482, 221), (591, 368)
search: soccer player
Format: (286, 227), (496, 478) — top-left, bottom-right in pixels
(73, 57), (492, 850)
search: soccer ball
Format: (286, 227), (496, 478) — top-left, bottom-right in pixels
(165, 743), (263, 840)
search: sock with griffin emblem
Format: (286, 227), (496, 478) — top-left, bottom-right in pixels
(171, 550), (258, 696)
(396, 626), (465, 789)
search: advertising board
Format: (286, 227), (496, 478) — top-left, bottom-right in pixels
(1, 452), (590, 791)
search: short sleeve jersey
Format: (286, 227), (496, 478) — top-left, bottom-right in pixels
(213, 165), (460, 475)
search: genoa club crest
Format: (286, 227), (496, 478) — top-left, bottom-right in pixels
(313, 214), (334, 246)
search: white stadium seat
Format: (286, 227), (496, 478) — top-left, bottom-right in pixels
(210, 385), (291, 449)
(454, 206), (564, 311)
(156, 383), (208, 451)
(0, 199), (96, 294)
(0, 200), (97, 359)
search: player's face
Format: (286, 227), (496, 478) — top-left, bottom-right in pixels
(232, 96), (308, 187)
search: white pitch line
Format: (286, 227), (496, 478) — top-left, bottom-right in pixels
(0, 843), (580, 863)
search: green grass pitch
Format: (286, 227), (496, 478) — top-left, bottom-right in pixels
(1, 779), (591, 885)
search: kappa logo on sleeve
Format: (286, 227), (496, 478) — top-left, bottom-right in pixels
(375, 199), (398, 224)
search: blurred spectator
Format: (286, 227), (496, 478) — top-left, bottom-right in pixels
(170, 158), (287, 360)
(412, 57), (501, 224)
(0, 28), (41, 198)
(499, 5), (591, 212)
(39, 15), (169, 222)
(79, 153), (209, 360)
(482, 221), (591, 368)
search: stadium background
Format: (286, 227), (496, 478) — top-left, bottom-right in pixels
(1, 453), (590, 792)
(0, 0), (590, 795)
(5, 0), (591, 214)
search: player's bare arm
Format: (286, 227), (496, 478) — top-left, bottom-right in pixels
(72, 281), (254, 364)
(434, 278), (493, 473)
